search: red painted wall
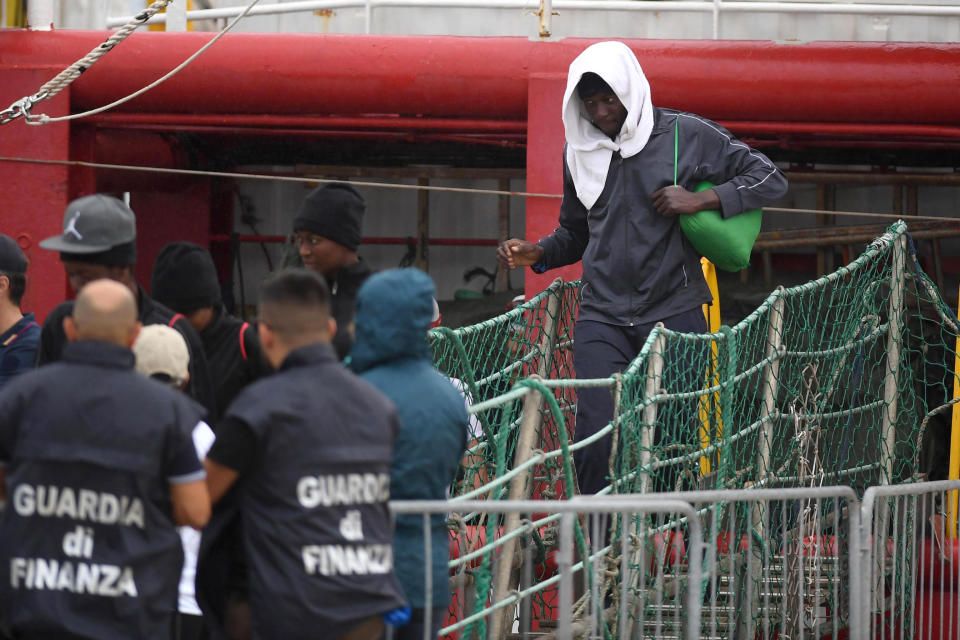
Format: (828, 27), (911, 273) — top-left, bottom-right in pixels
(525, 74), (581, 300)
(4, 32), (960, 126)
(130, 182), (212, 293)
(0, 69), (71, 319)
(5, 31), (960, 316)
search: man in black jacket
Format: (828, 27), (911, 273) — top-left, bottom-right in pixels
(290, 183), (372, 360)
(498, 41), (788, 495)
(152, 243), (267, 640)
(36, 194), (218, 419)
(151, 241), (267, 420)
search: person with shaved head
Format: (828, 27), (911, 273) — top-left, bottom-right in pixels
(66, 278), (139, 344)
(0, 279), (211, 640)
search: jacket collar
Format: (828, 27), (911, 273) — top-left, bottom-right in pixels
(135, 283), (156, 322)
(200, 305), (232, 339)
(649, 107), (673, 135)
(0, 312), (36, 345)
(62, 340), (136, 370)
(279, 342), (338, 372)
(326, 257), (371, 291)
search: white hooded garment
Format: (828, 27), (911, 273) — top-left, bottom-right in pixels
(562, 41), (654, 210)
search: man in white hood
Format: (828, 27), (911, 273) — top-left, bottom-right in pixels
(497, 41), (787, 495)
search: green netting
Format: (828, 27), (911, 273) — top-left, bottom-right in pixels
(431, 280), (582, 635)
(609, 221), (957, 499)
(430, 222), (960, 638)
(432, 279), (581, 502)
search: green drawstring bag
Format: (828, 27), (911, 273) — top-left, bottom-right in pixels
(673, 120), (763, 272)
(679, 181), (762, 272)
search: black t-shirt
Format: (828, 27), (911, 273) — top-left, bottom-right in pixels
(206, 416), (257, 475)
(200, 308), (269, 422)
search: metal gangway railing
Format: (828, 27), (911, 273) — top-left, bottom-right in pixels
(390, 480), (960, 639)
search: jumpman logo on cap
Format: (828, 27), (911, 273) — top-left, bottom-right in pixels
(65, 211), (83, 240)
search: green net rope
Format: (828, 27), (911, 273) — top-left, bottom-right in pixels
(431, 222), (960, 638)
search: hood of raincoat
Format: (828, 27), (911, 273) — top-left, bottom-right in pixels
(562, 40), (655, 209)
(349, 268), (435, 373)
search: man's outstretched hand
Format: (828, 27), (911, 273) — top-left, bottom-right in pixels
(497, 239), (545, 270)
(652, 185), (720, 217)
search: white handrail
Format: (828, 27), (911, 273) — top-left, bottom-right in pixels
(105, 0), (960, 33)
(27, 0), (55, 30)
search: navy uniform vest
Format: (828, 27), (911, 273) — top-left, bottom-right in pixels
(0, 341), (205, 639)
(225, 343), (407, 639)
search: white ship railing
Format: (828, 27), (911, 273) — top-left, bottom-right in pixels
(105, 0), (960, 38)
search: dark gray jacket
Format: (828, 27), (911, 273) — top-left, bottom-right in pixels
(536, 108), (788, 326)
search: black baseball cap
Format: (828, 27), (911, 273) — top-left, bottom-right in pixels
(39, 194), (137, 254)
(0, 234), (28, 273)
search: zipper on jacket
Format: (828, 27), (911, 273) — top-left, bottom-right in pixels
(617, 152), (632, 320)
(682, 265), (689, 288)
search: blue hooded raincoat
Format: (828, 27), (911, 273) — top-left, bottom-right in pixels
(349, 268), (468, 609)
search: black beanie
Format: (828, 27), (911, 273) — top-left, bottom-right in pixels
(576, 72), (615, 100)
(292, 183), (365, 252)
(151, 242), (221, 314)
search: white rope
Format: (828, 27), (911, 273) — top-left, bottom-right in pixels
(0, 156), (558, 199)
(13, 0), (261, 126)
(0, 155), (959, 225)
(38, 1), (174, 101)
(0, 1), (175, 124)
(762, 206), (958, 224)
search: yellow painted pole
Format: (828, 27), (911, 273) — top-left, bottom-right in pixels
(947, 284), (960, 537)
(4, 0), (26, 27)
(148, 0), (195, 31)
(699, 258), (722, 476)
(701, 258), (722, 332)
(148, 0), (165, 32)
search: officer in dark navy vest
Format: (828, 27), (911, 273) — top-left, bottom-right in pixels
(204, 270), (407, 640)
(0, 279), (211, 640)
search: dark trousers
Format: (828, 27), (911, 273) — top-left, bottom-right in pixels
(337, 616), (385, 640)
(572, 307), (707, 495)
(386, 607), (446, 640)
(173, 613), (206, 640)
